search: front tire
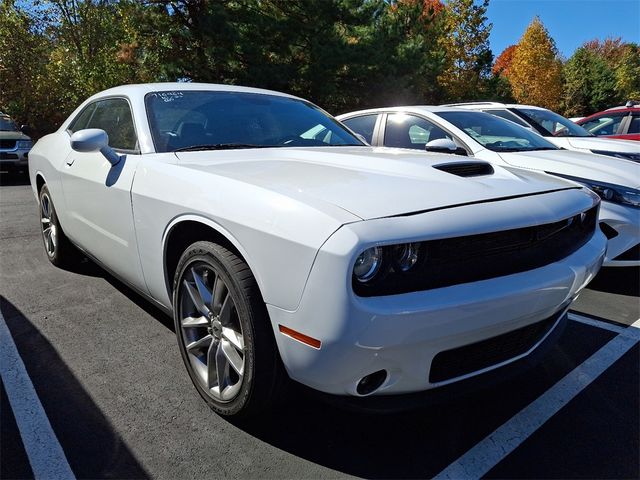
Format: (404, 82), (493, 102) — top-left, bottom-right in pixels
(172, 241), (284, 417)
(39, 184), (76, 268)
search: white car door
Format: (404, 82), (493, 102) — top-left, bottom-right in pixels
(60, 97), (147, 291)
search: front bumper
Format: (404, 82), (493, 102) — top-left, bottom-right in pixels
(599, 201), (640, 267)
(269, 192), (606, 397)
(0, 147), (29, 169)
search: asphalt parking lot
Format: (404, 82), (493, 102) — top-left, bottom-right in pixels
(1, 173), (638, 480)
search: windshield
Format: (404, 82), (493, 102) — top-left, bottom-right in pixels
(437, 111), (559, 152)
(515, 108), (592, 137)
(145, 91), (363, 152)
(0, 117), (19, 132)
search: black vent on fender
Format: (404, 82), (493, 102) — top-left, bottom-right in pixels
(433, 161), (494, 177)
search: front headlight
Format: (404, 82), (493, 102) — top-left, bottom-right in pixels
(353, 242), (423, 284)
(549, 172), (640, 208)
(16, 140), (33, 150)
(353, 246), (383, 283)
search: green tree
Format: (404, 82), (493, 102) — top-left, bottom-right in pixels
(613, 43), (640, 101)
(509, 17), (562, 110)
(437, 0), (493, 101)
(562, 47), (619, 116)
(0, 1), (53, 134)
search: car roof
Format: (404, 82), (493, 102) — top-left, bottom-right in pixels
(443, 102), (548, 111)
(337, 105), (466, 117)
(92, 82), (302, 101)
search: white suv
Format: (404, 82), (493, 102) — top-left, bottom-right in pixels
(445, 102), (640, 162)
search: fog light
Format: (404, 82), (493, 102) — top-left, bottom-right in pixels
(356, 370), (387, 395)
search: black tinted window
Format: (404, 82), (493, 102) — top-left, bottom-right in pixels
(144, 91), (362, 152)
(628, 116), (640, 134)
(342, 115), (378, 144)
(384, 114), (452, 150)
(86, 98), (137, 150)
(484, 109), (529, 127)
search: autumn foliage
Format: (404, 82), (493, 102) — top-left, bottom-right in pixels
(492, 44), (517, 76)
(508, 17), (563, 109)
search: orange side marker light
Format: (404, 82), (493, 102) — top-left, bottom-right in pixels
(278, 325), (322, 349)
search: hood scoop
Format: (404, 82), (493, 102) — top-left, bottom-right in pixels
(433, 161), (494, 177)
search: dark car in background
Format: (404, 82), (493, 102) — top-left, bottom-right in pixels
(0, 113), (32, 175)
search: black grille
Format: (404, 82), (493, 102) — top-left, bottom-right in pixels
(0, 153), (18, 160)
(0, 139), (17, 149)
(354, 205), (598, 297)
(433, 162), (494, 177)
(429, 310), (563, 383)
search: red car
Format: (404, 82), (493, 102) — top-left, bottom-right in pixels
(577, 102), (640, 141)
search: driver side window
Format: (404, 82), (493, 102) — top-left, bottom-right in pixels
(86, 98), (138, 151)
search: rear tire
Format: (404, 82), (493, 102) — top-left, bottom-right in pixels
(39, 184), (77, 268)
(172, 241), (285, 417)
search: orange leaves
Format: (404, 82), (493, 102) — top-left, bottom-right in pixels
(508, 17), (562, 110)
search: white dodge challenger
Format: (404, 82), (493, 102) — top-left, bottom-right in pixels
(29, 83), (606, 416)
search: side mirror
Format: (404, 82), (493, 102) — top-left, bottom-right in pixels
(70, 129), (121, 166)
(20, 124), (33, 136)
(425, 138), (458, 154)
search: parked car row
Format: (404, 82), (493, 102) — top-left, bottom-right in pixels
(338, 105), (639, 267)
(26, 83), (637, 418)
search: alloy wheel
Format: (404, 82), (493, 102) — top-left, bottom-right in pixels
(40, 192), (57, 257)
(178, 262), (245, 402)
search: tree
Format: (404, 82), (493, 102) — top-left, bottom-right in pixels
(614, 43), (640, 101)
(508, 17), (562, 110)
(0, 1), (53, 134)
(562, 47), (619, 116)
(437, 0), (493, 101)
(492, 44), (516, 76)
(583, 37), (627, 70)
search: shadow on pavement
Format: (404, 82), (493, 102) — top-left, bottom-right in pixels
(57, 257), (174, 333)
(588, 266), (639, 297)
(0, 171), (30, 187)
(0, 297), (149, 479)
(230, 320), (616, 479)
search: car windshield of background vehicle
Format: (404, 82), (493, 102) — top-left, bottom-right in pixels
(145, 91), (364, 152)
(516, 108), (592, 137)
(580, 114), (626, 135)
(0, 117), (19, 132)
(437, 111), (559, 152)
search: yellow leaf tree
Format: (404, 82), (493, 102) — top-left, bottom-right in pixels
(509, 17), (563, 109)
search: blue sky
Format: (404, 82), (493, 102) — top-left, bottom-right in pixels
(487, 0), (640, 59)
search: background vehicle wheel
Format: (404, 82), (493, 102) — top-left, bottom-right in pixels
(172, 241), (285, 417)
(39, 184), (76, 268)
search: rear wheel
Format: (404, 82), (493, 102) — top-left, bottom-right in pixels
(39, 185), (76, 267)
(172, 241), (284, 417)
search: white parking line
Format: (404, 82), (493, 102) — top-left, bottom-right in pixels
(569, 312), (640, 339)
(0, 309), (75, 480)
(434, 318), (640, 480)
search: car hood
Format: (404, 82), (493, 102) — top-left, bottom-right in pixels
(551, 136), (640, 154)
(0, 131), (30, 141)
(498, 149), (640, 189)
(177, 146), (578, 220)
